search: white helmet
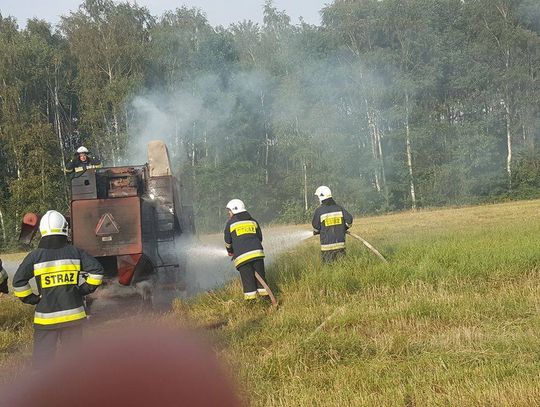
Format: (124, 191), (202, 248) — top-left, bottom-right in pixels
(315, 186), (332, 202)
(39, 210), (69, 237)
(77, 146), (89, 154)
(226, 199), (246, 214)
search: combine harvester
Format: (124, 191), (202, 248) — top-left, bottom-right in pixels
(20, 140), (195, 308)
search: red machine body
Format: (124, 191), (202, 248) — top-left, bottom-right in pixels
(16, 141), (195, 296)
(66, 141), (195, 290)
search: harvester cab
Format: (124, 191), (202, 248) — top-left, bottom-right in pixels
(20, 140), (195, 305)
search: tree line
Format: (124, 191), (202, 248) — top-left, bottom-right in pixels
(0, 0), (539, 246)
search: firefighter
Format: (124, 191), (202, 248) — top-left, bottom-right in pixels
(0, 258), (8, 294)
(12, 210), (104, 368)
(312, 186), (353, 263)
(65, 146), (102, 173)
(224, 199), (269, 301)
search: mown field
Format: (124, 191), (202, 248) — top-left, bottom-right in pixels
(2, 200), (540, 405)
(172, 200), (540, 406)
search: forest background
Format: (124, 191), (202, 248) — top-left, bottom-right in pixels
(0, 0), (539, 248)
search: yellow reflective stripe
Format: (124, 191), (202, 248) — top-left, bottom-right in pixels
(13, 286), (33, 298)
(86, 274), (103, 286)
(230, 221), (257, 236)
(34, 311), (86, 325)
(325, 217), (343, 226)
(74, 164), (101, 172)
(320, 211), (343, 221)
(34, 264), (81, 276)
(35, 259), (80, 270)
(34, 307), (86, 325)
(257, 288), (269, 296)
(321, 211), (344, 227)
(244, 291), (257, 300)
(321, 242), (346, 251)
(40, 229), (67, 236)
(230, 220), (257, 232)
(234, 250), (265, 267)
(41, 271), (79, 288)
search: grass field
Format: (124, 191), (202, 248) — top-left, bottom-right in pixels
(2, 200), (540, 405)
(171, 200), (540, 406)
(0, 252), (33, 376)
(0, 295), (33, 376)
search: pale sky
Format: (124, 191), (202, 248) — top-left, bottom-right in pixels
(0, 0), (330, 28)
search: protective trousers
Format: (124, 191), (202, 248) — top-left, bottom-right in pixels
(237, 259), (268, 300)
(321, 249), (346, 263)
(33, 325), (83, 369)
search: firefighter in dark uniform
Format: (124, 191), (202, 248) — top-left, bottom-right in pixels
(224, 199), (270, 301)
(65, 146), (102, 173)
(0, 258), (8, 294)
(12, 210), (104, 368)
(312, 186), (353, 263)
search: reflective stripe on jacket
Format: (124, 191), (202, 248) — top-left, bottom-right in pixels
(66, 156), (102, 173)
(312, 199), (353, 252)
(0, 267), (7, 284)
(13, 245), (104, 329)
(73, 164), (102, 173)
(0, 265), (8, 293)
(224, 212), (265, 269)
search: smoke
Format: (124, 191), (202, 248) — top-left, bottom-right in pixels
(128, 95), (184, 165)
(181, 227), (314, 295)
(126, 72), (261, 168)
(518, 0), (540, 33)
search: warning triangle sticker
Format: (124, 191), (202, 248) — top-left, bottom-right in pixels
(95, 213), (120, 236)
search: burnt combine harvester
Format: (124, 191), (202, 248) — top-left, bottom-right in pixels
(21, 141), (195, 305)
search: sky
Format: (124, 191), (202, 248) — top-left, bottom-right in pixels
(0, 0), (330, 28)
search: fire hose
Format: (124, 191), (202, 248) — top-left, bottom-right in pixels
(311, 230), (388, 263)
(230, 256), (278, 306)
(254, 272), (278, 307)
(346, 231), (388, 263)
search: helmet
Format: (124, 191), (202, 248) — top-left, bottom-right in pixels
(226, 199), (246, 214)
(39, 210), (69, 237)
(77, 146), (89, 154)
(315, 186), (332, 202)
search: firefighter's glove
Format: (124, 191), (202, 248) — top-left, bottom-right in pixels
(78, 283), (95, 296)
(23, 294), (41, 305)
(313, 230), (320, 236)
(0, 279), (8, 294)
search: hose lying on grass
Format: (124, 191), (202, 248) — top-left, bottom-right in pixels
(346, 231), (388, 263)
(308, 231), (388, 263)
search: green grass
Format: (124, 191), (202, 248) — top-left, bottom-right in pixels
(171, 200), (540, 406)
(0, 295), (33, 376)
(2, 200), (540, 404)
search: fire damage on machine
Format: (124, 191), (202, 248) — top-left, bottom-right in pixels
(20, 141), (195, 308)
